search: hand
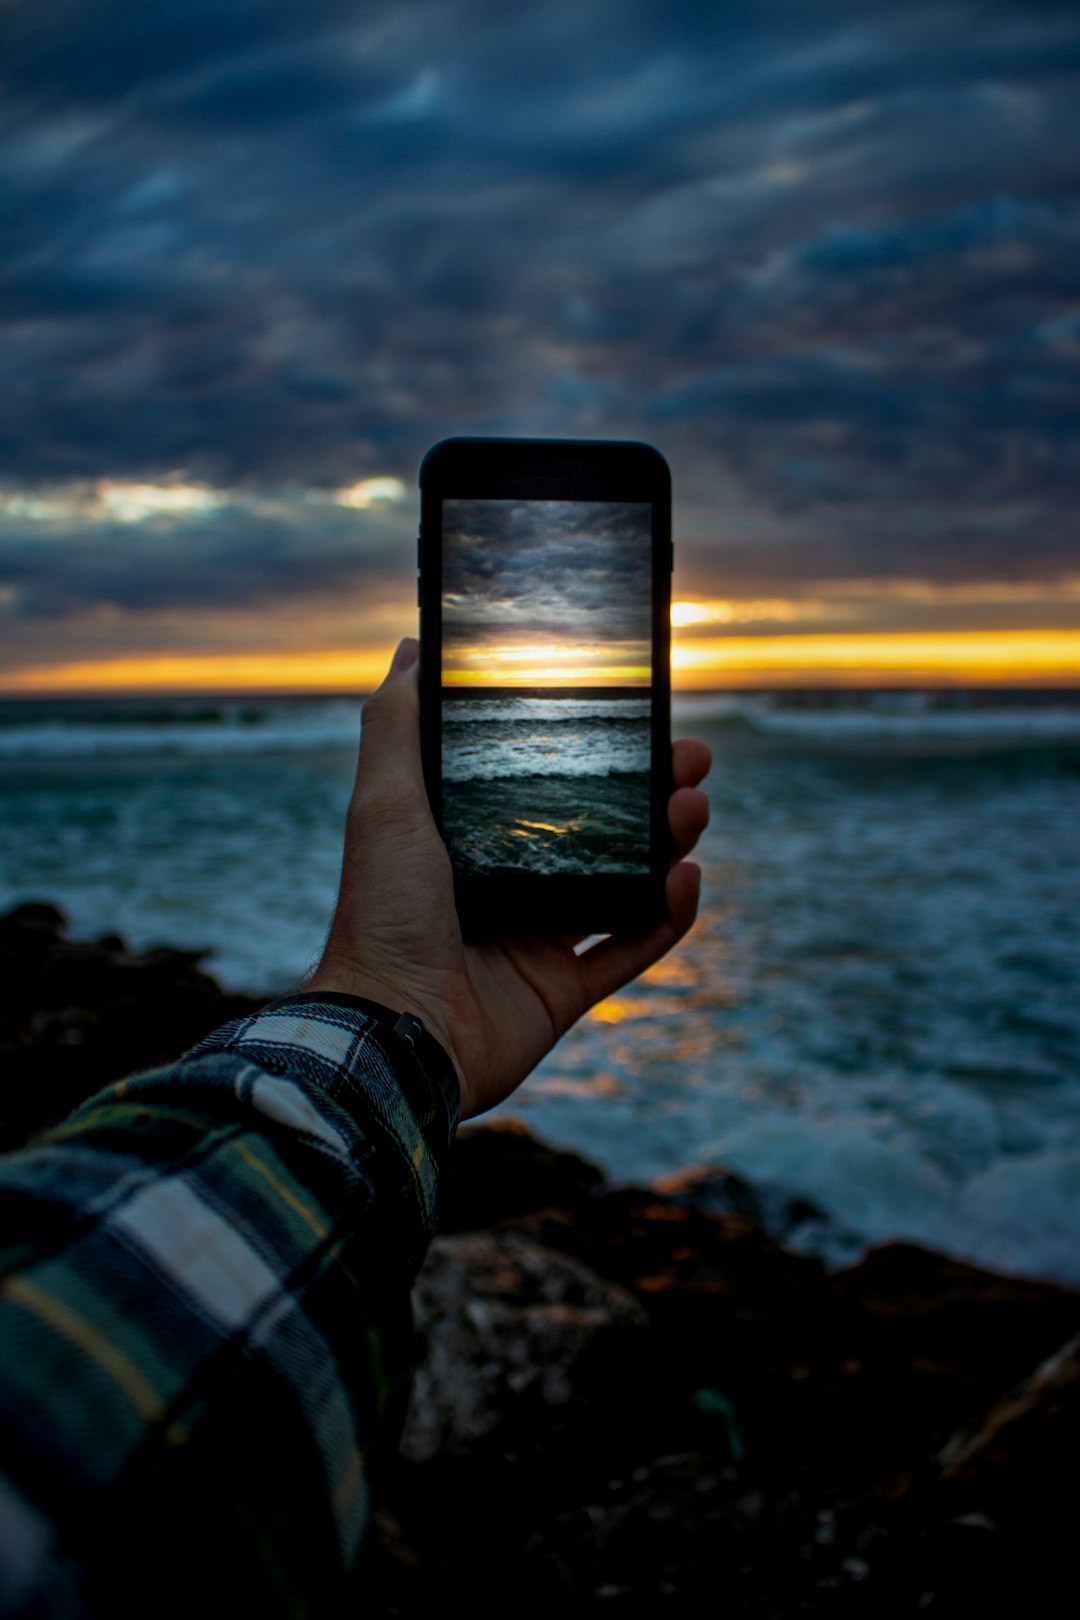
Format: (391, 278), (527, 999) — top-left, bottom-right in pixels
(308, 639), (711, 1119)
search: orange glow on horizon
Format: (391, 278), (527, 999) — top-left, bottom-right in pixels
(442, 638), (650, 686)
(3, 628), (1080, 695)
(0, 648), (398, 695)
(443, 666), (651, 686)
(671, 629), (1080, 686)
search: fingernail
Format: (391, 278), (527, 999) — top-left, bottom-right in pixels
(391, 637), (419, 674)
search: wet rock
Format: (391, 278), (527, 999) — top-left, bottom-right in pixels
(402, 1230), (649, 1465)
(653, 1162), (862, 1267)
(652, 1162), (766, 1220)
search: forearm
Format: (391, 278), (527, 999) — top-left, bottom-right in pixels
(0, 993), (458, 1616)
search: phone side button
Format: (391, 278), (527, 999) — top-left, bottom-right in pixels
(417, 572), (423, 607)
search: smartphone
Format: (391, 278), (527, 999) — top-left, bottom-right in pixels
(418, 436), (672, 935)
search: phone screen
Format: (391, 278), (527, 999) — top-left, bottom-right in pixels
(440, 498), (654, 882)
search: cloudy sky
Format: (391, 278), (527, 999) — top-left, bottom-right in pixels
(442, 499), (652, 684)
(1, 0), (1078, 690)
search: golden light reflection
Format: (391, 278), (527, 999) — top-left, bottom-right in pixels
(588, 996), (662, 1024)
(588, 1000), (637, 1024)
(639, 956), (700, 988)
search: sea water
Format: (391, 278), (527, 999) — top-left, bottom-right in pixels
(1, 690), (1078, 1284)
(442, 692), (651, 875)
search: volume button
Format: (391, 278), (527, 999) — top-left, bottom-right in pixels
(417, 573), (423, 607)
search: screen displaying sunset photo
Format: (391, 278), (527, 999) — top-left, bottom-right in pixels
(440, 498), (653, 877)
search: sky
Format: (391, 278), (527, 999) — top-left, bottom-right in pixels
(442, 500), (651, 685)
(1, 0), (1079, 691)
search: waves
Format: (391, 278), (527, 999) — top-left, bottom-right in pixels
(0, 698), (361, 760)
(443, 769), (651, 876)
(444, 695), (651, 726)
(439, 693), (652, 873)
(672, 689), (1080, 746)
(3, 690), (1078, 763)
(2, 684), (1078, 1281)
(442, 694), (652, 785)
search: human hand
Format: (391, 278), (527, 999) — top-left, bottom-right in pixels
(308, 639), (710, 1119)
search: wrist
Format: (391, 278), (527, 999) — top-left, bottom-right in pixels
(305, 961), (462, 1090)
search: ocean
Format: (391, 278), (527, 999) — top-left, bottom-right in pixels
(2, 688), (1078, 1284)
(441, 689), (651, 876)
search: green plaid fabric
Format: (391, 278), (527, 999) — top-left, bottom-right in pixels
(0, 992), (459, 1616)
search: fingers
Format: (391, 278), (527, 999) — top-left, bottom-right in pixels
(669, 737), (710, 862)
(673, 736), (711, 791)
(574, 861), (702, 1007)
(353, 638), (428, 812)
(669, 784), (709, 863)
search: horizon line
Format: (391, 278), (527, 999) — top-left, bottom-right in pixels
(4, 678), (1080, 704)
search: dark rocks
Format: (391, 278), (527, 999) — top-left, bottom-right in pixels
(0, 901), (263, 1151)
(402, 1231), (648, 1464)
(372, 1120), (1080, 1617)
(438, 1116), (606, 1232)
(653, 1163), (859, 1259)
(5, 901), (1079, 1614)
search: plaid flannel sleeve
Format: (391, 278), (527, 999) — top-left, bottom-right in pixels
(0, 991), (460, 1618)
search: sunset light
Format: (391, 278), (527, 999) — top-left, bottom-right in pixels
(2, 648), (397, 694)
(443, 664), (652, 686)
(670, 629), (1080, 687)
(3, 628), (1080, 695)
(671, 599), (804, 627)
(442, 638), (651, 686)
(333, 477), (408, 509)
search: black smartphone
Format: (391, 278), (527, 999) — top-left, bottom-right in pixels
(418, 436), (672, 935)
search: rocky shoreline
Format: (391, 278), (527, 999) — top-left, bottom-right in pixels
(3, 902), (1078, 1615)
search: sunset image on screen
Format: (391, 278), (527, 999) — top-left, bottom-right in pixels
(439, 499), (653, 878)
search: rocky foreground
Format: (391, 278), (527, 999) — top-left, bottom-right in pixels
(3, 902), (1078, 1616)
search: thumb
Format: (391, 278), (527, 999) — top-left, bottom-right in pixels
(355, 637), (425, 798)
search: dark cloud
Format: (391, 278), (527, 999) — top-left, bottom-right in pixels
(443, 500), (652, 647)
(0, 0), (1078, 639)
(0, 497), (413, 618)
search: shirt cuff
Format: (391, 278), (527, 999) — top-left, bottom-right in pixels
(189, 991), (460, 1187)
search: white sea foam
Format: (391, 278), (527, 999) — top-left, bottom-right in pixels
(442, 693), (651, 782)
(444, 696), (651, 725)
(0, 701), (361, 759)
(672, 690), (1080, 743)
(441, 733), (650, 782)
